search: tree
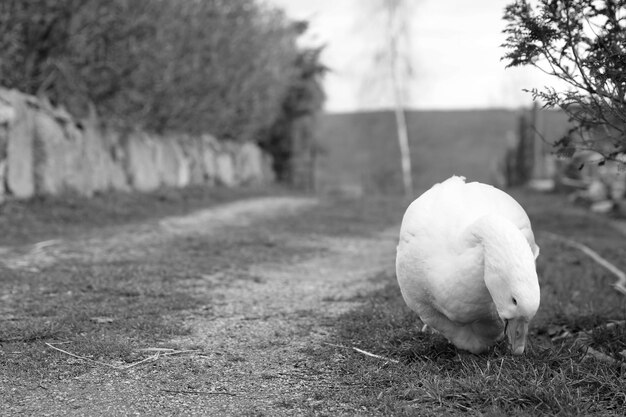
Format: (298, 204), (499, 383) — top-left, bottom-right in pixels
(0, 0), (301, 140)
(260, 38), (327, 185)
(502, 0), (626, 165)
(385, 0), (414, 196)
(364, 0), (415, 196)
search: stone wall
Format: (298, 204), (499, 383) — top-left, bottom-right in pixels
(0, 88), (274, 202)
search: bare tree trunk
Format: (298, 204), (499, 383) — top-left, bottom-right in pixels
(387, 0), (413, 197)
(390, 55), (413, 197)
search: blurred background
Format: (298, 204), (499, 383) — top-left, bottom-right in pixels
(0, 0), (623, 210)
(264, 0), (568, 194)
(267, 0), (625, 209)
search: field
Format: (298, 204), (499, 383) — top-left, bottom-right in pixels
(316, 109), (571, 193)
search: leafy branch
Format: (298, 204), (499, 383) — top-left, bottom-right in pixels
(502, 0), (626, 164)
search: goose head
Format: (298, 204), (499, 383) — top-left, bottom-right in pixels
(487, 263), (540, 355)
(471, 215), (541, 355)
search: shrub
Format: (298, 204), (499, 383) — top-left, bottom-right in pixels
(502, 0), (626, 164)
(260, 42), (327, 183)
(0, 0), (301, 142)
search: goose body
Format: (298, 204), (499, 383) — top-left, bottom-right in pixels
(396, 176), (540, 354)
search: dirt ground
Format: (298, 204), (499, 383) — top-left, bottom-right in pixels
(1, 195), (400, 416)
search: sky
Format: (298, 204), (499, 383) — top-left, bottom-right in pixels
(263, 0), (559, 112)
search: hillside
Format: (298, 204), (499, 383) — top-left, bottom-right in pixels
(316, 109), (571, 194)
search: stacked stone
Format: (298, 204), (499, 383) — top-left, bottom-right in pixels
(0, 88), (273, 202)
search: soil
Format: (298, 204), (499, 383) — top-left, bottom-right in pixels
(1, 195), (400, 416)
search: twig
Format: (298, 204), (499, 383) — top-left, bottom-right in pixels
(323, 342), (399, 363)
(160, 389), (236, 396)
(137, 347), (177, 352)
(581, 345), (626, 368)
(45, 342), (127, 370)
(550, 322), (626, 367)
(552, 320), (626, 342)
(352, 347), (400, 363)
(122, 354), (160, 369)
(543, 232), (626, 296)
(46, 343), (200, 370)
(137, 348), (200, 356)
(161, 349), (200, 356)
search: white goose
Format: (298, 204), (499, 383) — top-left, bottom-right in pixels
(396, 176), (540, 355)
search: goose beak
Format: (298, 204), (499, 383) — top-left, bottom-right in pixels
(505, 318), (529, 355)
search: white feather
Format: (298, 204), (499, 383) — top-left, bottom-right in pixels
(396, 176), (540, 354)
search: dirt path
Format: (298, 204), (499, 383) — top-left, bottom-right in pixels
(0, 197), (318, 271)
(2, 196), (400, 416)
(169, 229), (399, 415)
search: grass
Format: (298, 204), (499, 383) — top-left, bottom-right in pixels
(317, 109), (571, 193)
(0, 184), (292, 383)
(306, 188), (626, 416)
(0, 185), (409, 387)
(0, 184), (287, 246)
(1, 182), (625, 415)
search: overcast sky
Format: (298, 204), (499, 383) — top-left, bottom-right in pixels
(263, 0), (558, 112)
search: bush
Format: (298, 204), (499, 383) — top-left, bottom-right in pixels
(0, 0), (301, 141)
(260, 43), (327, 182)
(502, 0), (626, 163)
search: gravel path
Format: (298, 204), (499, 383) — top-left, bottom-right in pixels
(1, 196), (399, 416)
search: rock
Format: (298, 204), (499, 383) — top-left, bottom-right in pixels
(156, 138), (190, 188)
(61, 118), (96, 196)
(4, 90), (36, 199)
(154, 139), (174, 187)
(180, 135), (205, 185)
(0, 95), (16, 125)
(33, 109), (71, 195)
(124, 133), (161, 192)
(80, 117), (110, 194)
(235, 142), (265, 185)
(200, 134), (220, 185)
(590, 200), (614, 213)
(527, 179), (555, 192)
(102, 130), (130, 192)
(0, 87), (277, 200)
(215, 152), (237, 187)
(171, 140), (191, 187)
